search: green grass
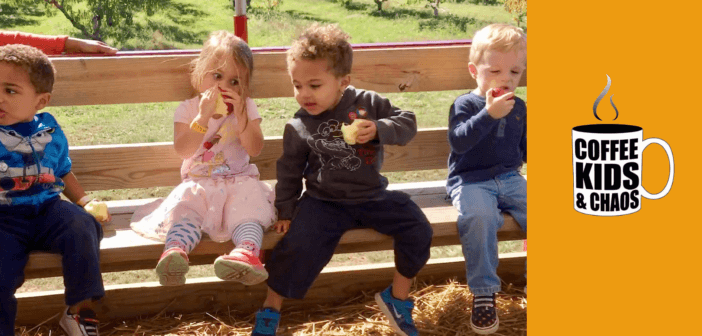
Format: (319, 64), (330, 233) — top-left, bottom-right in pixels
(47, 88), (525, 145)
(7, 0), (527, 292)
(3, 1), (513, 49)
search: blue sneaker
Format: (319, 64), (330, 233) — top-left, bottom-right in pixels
(251, 308), (280, 336)
(374, 286), (418, 336)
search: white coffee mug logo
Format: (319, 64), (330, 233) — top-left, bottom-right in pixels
(572, 75), (674, 216)
(572, 125), (674, 216)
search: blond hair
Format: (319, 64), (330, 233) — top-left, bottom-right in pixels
(469, 24), (526, 65)
(287, 23), (353, 77)
(0, 44), (55, 93)
(191, 30), (253, 127)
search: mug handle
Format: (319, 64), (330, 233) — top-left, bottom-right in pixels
(640, 138), (674, 200)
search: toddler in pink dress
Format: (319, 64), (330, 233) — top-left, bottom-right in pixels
(131, 31), (275, 286)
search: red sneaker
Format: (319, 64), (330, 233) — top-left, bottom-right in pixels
(155, 247), (189, 286)
(214, 248), (268, 286)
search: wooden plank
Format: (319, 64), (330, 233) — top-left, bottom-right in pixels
(23, 206), (524, 278)
(16, 253), (526, 325)
(49, 46), (526, 106)
(70, 128), (451, 191)
(23, 184), (526, 279)
(51, 55), (197, 107)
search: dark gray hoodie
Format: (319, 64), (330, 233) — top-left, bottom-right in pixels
(275, 86), (417, 220)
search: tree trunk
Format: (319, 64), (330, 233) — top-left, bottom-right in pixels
(45, 0), (103, 41)
(430, 0), (440, 16)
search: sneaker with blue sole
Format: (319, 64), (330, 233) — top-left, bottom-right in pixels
(251, 307), (280, 336)
(374, 286), (418, 336)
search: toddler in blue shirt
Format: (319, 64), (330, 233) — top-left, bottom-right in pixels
(446, 23), (527, 335)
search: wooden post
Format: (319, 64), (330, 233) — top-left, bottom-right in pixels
(234, 0), (248, 42)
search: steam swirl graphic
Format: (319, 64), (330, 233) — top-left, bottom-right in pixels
(593, 74), (619, 121)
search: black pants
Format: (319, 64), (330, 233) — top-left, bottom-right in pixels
(266, 191), (433, 299)
(0, 198), (104, 336)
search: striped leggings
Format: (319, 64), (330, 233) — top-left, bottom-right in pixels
(164, 221), (264, 257)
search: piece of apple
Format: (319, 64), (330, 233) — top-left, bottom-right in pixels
(84, 200), (109, 222)
(215, 88), (234, 116)
(341, 119), (364, 145)
(492, 87), (514, 100)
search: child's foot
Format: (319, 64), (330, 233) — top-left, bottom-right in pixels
(251, 307), (280, 336)
(155, 247), (189, 286)
(59, 307), (100, 336)
(471, 293), (499, 334)
(374, 286), (418, 336)
(214, 248), (268, 286)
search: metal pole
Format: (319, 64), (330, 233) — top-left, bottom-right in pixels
(234, 0), (248, 42)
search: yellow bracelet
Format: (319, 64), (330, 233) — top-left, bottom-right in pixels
(190, 120), (208, 134)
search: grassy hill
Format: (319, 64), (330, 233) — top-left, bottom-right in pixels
(4, 0), (518, 49)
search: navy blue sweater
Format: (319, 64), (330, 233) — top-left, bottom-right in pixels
(446, 92), (526, 195)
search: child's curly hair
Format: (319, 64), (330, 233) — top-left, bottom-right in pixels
(287, 23), (353, 77)
(0, 44), (55, 93)
(469, 23), (527, 66)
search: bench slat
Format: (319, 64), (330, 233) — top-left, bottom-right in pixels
(16, 254), (526, 325)
(23, 181), (526, 279)
(50, 46), (526, 106)
(70, 128), (451, 191)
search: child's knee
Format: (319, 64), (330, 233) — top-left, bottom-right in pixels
(412, 220), (433, 246)
(457, 210), (502, 234)
(393, 220), (433, 265)
(461, 205), (498, 222)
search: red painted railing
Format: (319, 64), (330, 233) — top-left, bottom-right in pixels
(52, 39), (473, 58)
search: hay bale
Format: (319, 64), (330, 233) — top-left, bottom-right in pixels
(16, 279), (526, 336)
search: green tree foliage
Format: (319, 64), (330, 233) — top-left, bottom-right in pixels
(499, 0), (526, 30)
(374, 0), (389, 12)
(39, 0), (167, 41)
(428, 0), (441, 16)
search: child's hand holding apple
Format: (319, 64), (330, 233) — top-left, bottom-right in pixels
(84, 200), (111, 224)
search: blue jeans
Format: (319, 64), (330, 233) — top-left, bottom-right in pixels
(0, 197), (104, 336)
(450, 171), (526, 296)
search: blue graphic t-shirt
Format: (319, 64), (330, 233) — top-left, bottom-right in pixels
(0, 112), (71, 207)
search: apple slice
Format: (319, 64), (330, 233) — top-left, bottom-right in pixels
(341, 119), (364, 145)
(215, 88), (234, 116)
(492, 87), (514, 100)
(84, 200), (109, 222)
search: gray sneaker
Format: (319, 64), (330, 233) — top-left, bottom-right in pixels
(59, 308), (99, 336)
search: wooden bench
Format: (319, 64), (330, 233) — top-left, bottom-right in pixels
(15, 41), (527, 325)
